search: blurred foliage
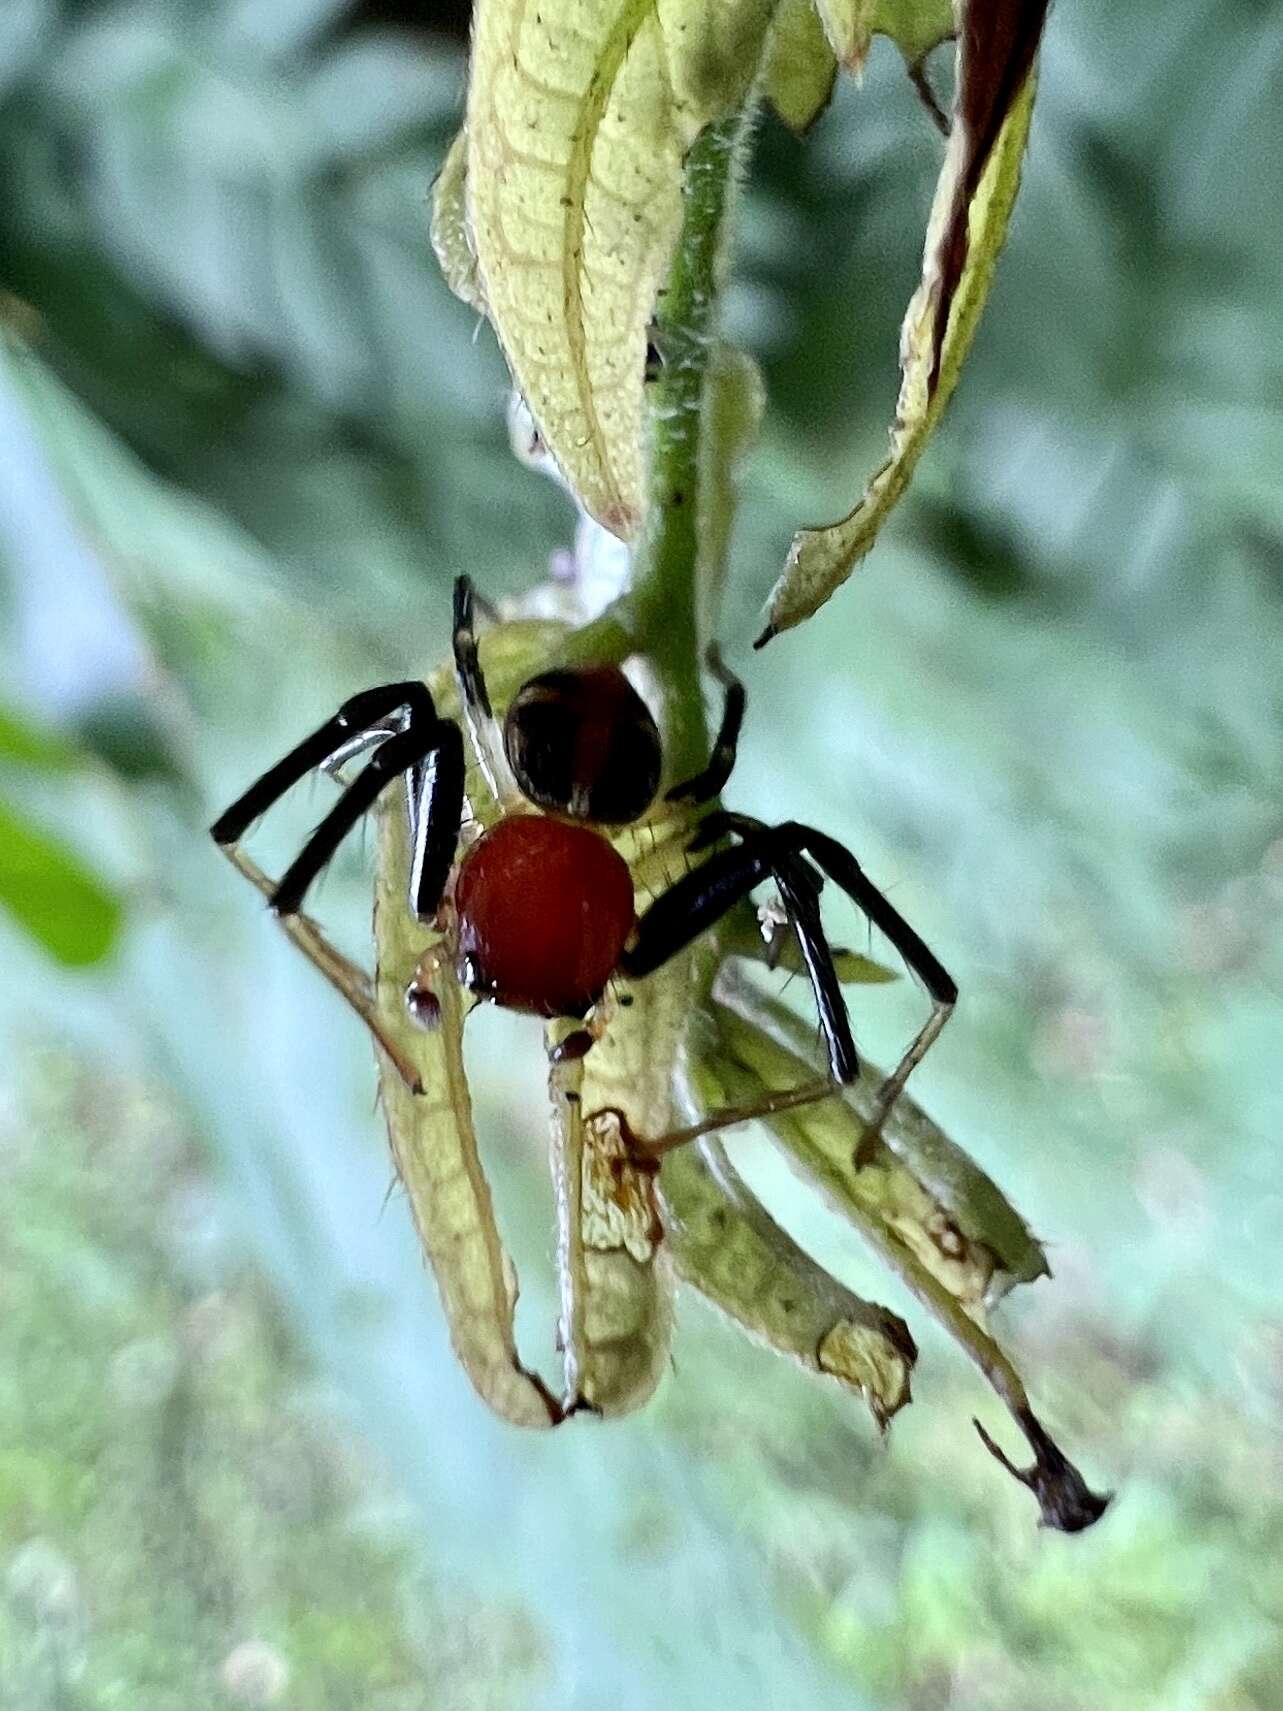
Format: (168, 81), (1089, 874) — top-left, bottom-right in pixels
(2, 1050), (544, 1709)
(0, 795), (121, 964)
(1, 1), (1282, 1708)
(0, 704), (122, 964)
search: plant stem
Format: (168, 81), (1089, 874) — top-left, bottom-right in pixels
(557, 113), (744, 780)
(632, 113), (742, 778)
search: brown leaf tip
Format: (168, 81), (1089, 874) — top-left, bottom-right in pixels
(974, 1406), (1111, 1533)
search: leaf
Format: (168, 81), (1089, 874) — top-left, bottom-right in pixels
(371, 789), (563, 1429)
(0, 707), (77, 772)
(759, 8), (1045, 642)
(547, 992), (676, 1419)
(567, 1104), (674, 1416)
(710, 987), (1018, 1316)
(430, 129), (484, 312)
(707, 982), (1108, 1530)
(663, 1068), (915, 1429)
(871, 0), (955, 67)
(464, 0), (774, 537)
(698, 344), (765, 631)
(763, 0), (838, 134)
(0, 799), (122, 966)
(766, 0), (955, 136)
(813, 0), (953, 70)
(934, 0), (1050, 383)
(724, 972), (1048, 1290)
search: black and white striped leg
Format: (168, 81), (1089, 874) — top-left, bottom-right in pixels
(211, 681), (438, 848)
(624, 809), (954, 1156)
(785, 824), (956, 1139)
(406, 721), (466, 920)
(452, 575), (517, 804)
(271, 722), (460, 918)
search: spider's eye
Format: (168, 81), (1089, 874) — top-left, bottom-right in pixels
(503, 666), (661, 824)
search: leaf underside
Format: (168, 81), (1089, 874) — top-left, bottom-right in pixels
(465, 0), (775, 539)
(760, 2), (1049, 643)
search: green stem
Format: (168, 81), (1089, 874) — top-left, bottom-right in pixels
(556, 113), (745, 780)
(633, 113), (742, 777)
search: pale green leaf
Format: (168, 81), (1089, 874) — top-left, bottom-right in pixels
(372, 786), (563, 1429)
(709, 988), (1012, 1316)
(663, 1073), (915, 1428)
(706, 983), (1107, 1529)
(464, 0), (775, 537)
(763, 0), (838, 133)
(873, 0), (955, 66)
(722, 973), (1048, 1290)
(815, 0), (952, 68)
(430, 128), (484, 312)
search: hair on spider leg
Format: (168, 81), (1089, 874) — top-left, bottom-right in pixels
(377, 1170), (405, 1222)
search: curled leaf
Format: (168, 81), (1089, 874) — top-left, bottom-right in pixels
(728, 973), (1048, 1293)
(759, 5), (1046, 642)
(664, 1052), (915, 1429)
(711, 990), (1005, 1314)
(548, 1062), (674, 1418)
(871, 0), (956, 70)
(553, 800), (706, 1415)
(373, 817), (562, 1429)
(975, 1410), (1110, 1535)
(708, 979), (1108, 1528)
(935, 0), (1051, 382)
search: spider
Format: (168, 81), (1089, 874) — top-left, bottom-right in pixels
(210, 579), (960, 1430)
(212, 577), (955, 1137)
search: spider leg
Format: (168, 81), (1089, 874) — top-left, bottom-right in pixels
(786, 822), (957, 1142)
(272, 721), (456, 917)
(211, 681), (438, 846)
(629, 808), (953, 1157)
(452, 575), (519, 805)
(635, 1076), (842, 1157)
(406, 721), (465, 920)
(666, 644), (746, 805)
(646, 809), (859, 1082)
(621, 830), (850, 1157)
(773, 853), (859, 1083)
(694, 811), (955, 1130)
(321, 722), (405, 778)
(620, 838), (777, 979)
(451, 574), (493, 717)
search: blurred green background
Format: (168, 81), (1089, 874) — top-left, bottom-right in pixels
(2, 2), (1281, 1707)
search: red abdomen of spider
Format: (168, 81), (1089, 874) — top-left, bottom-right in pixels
(453, 815), (636, 1018)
